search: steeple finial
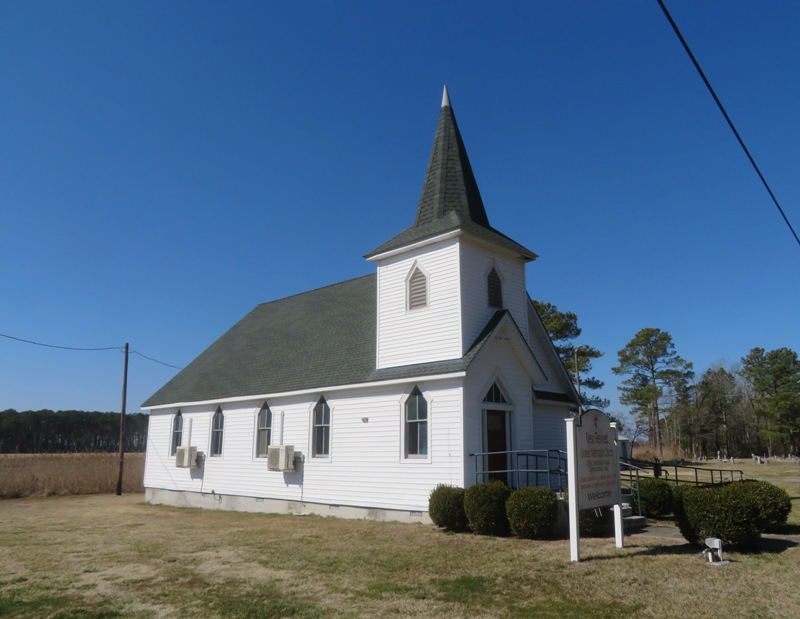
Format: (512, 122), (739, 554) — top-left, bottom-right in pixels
(441, 84), (450, 108)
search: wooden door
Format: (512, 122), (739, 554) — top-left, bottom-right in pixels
(486, 410), (508, 485)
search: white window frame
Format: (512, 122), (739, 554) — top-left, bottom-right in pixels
(210, 407), (224, 457)
(170, 411), (183, 456)
(400, 386), (431, 463)
(403, 385), (431, 460)
(311, 397), (331, 459)
(255, 403), (272, 458)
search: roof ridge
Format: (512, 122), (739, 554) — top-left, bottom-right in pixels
(256, 273), (375, 308)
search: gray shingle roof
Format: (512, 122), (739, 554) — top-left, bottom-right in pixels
(366, 91), (536, 262)
(142, 276), (502, 408)
(142, 275), (378, 407)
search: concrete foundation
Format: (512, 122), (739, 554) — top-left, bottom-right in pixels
(145, 487), (433, 525)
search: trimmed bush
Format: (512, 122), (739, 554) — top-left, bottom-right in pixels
(636, 477), (673, 518)
(506, 486), (559, 539)
(464, 481), (511, 536)
(673, 483), (761, 548)
(738, 480), (791, 532)
(428, 484), (468, 532)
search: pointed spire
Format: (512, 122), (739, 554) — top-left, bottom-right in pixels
(365, 88), (536, 263)
(414, 86), (490, 228)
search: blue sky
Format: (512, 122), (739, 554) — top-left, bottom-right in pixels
(1, 1), (798, 422)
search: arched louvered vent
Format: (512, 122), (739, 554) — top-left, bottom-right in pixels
(488, 268), (502, 309)
(408, 267), (427, 310)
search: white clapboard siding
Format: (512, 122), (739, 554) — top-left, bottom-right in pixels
(531, 402), (568, 453)
(297, 381), (464, 510)
(143, 406), (212, 492)
(461, 334), (537, 487)
(143, 380), (466, 512)
(460, 241), (529, 352)
(376, 238), (462, 369)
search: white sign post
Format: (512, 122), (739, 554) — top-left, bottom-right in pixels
(566, 409), (624, 562)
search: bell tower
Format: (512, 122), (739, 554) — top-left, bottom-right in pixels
(366, 87), (537, 370)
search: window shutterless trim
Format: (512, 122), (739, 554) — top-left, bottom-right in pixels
(210, 407), (224, 457)
(404, 386), (429, 459)
(256, 403), (272, 457)
(170, 411), (183, 456)
(312, 397), (330, 458)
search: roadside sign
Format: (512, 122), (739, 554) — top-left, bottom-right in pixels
(576, 409), (621, 509)
(566, 409), (624, 561)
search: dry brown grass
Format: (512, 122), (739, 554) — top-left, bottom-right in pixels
(0, 453), (144, 498)
(1, 457), (799, 617)
(0, 494), (799, 618)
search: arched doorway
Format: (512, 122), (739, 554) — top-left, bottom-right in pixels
(483, 381), (513, 485)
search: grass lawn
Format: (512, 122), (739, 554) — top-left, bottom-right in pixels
(1, 476), (799, 619)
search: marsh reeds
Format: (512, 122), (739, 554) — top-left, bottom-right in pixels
(0, 452), (144, 498)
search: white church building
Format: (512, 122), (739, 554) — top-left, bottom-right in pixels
(142, 87), (579, 522)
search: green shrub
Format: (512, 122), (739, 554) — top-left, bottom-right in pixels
(738, 480), (791, 532)
(464, 481), (511, 536)
(673, 483), (761, 548)
(428, 484), (468, 532)
(506, 486), (559, 539)
(636, 477), (673, 517)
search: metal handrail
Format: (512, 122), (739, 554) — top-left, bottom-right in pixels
(620, 458), (745, 516)
(470, 449), (568, 491)
(623, 457), (745, 485)
(619, 459), (648, 516)
(468, 452), (743, 517)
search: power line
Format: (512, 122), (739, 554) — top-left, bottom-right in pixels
(130, 349), (183, 370)
(0, 332), (121, 352)
(656, 0), (800, 250)
(0, 332), (183, 370)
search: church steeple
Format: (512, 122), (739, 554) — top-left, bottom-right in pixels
(414, 85), (490, 229)
(366, 87), (536, 262)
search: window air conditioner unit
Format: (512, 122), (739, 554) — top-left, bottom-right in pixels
(267, 445), (295, 471)
(175, 446), (198, 469)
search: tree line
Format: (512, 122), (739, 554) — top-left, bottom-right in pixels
(534, 302), (799, 459)
(0, 409), (149, 453)
(612, 330), (799, 458)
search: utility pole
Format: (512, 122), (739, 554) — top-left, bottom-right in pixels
(116, 343), (128, 496)
(573, 349), (583, 415)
